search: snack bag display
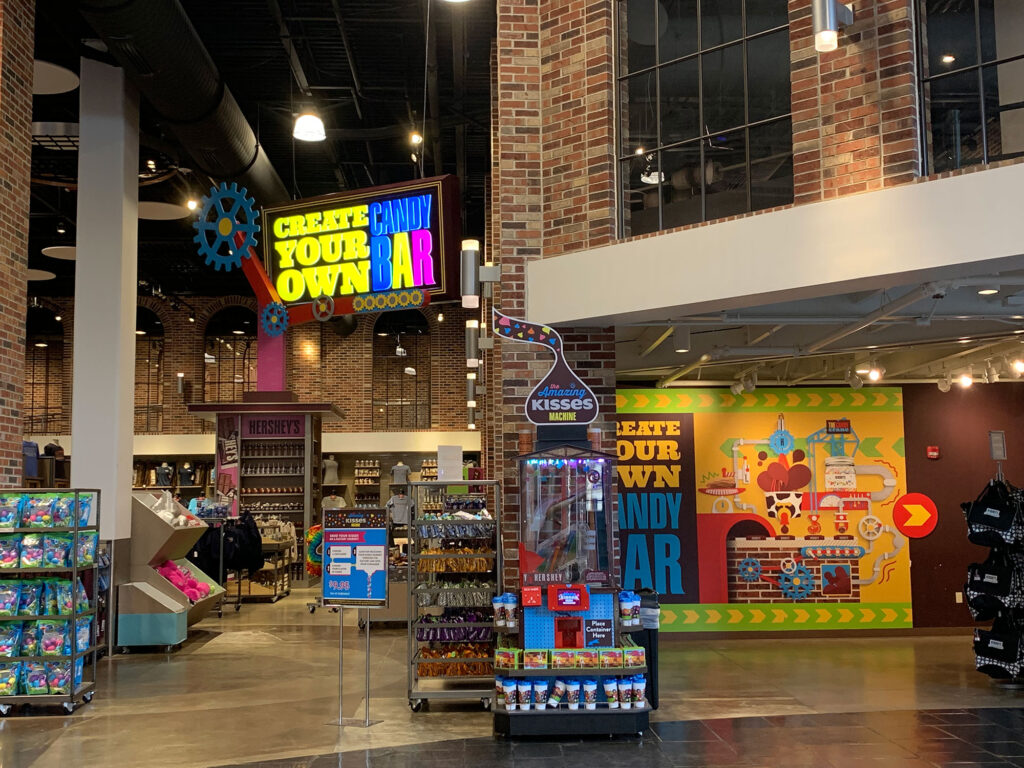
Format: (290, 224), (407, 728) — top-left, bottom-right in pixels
(18, 581), (42, 615)
(551, 649), (576, 669)
(21, 495), (56, 528)
(45, 661), (72, 694)
(22, 662), (48, 695)
(76, 532), (98, 567)
(55, 581), (73, 615)
(77, 494), (94, 527)
(523, 649), (548, 669)
(0, 582), (20, 616)
(51, 494), (75, 527)
(19, 533), (43, 568)
(0, 661), (19, 695)
(0, 622), (22, 657)
(599, 649), (624, 668)
(75, 617), (92, 653)
(0, 495), (22, 526)
(43, 534), (72, 568)
(38, 620), (67, 656)
(624, 647), (646, 668)
(0, 535), (20, 569)
(19, 622), (39, 656)
(576, 649), (599, 669)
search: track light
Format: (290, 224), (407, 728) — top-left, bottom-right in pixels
(959, 368), (974, 388)
(730, 381), (743, 395)
(845, 369), (864, 389)
(1013, 358), (1024, 376)
(293, 109), (326, 142)
(461, 239), (481, 309)
(410, 131), (424, 145)
(985, 361), (999, 384)
(812, 0), (854, 52)
(186, 199), (199, 211)
(937, 374), (952, 393)
(867, 364), (884, 382)
(672, 326), (690, 353)
(742, 375), (757, 394)
(56, 221), (67, 235)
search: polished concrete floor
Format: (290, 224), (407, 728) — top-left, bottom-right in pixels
(0, 587), (1021, 768)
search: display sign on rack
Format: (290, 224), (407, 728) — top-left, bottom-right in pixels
(241, 414), (305, 438)
(322, 509), (389, 606)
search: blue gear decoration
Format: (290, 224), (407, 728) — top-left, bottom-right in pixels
(193, 182), (260, 271)
(261, 302), (289, 337)
(738, 557), (762, 583)
(769, 428), (795, 455)
(778, 565), (814, 601)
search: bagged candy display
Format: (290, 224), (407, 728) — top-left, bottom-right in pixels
(0, 661), (19, 695)
(0, 581), (20, 616)
(76, 494), (94, 527)
(45, 661), (71, 694)
(38, 620), (68, 656)
(20, 622), (39, 656)
(0, 622), (22, 657)
(19, 533), (43, 568)
(43, 534), (72, 568)
(75, 579), (90, 612)
(0, 534), (20, 569)
(76, 532), (98, 567)
(75, 617), (91, 653)
(51, 494), (75, 527)
(18, 581), (42, 615)
(42, 581), (58, 616)
(21, 495), (56, 528)
(73, 657), (83, 688)
(22, 661), (48, 695)
(55, 581), (73, 615)
(0, 495), (22, 526)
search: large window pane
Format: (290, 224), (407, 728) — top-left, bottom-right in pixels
(624, 0), (658, 73)
(980, 0), (1024, 65)
(660, 0), (698, 62)
(620, 157), (662, 236)
(701, 0), (742, 48)
(749, 117), (794, 211)
(704, 129), (748, 220)
(746, 0), (788, 35)
(660, 58), (700, 145)
(661, 143), (705, 228)
(983, 63), (1024, 161)
(922, 0), (978, 77)
(927, 69), (983, 171)
(747, 30), (791, 123)
(702, 43), (745, 133)
(621, 70), (658, 155)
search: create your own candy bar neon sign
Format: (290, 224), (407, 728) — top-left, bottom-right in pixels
(262, 176), (460, 304)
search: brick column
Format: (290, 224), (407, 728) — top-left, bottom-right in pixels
(0, 0), (34, 485)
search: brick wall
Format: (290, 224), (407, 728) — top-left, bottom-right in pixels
(0, 0), (34, 485)
(727, 537), (862, 603)
(25, 297), (471, 437)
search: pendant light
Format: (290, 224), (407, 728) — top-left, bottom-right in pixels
(293, 109), (326, 142)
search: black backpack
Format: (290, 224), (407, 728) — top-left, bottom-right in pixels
(962, 480), (1022, 547)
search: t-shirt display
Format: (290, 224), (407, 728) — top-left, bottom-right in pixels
(391, 463), (411, 485)
(386, 493), (415, 525)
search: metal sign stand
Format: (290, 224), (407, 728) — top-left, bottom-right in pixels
(332, 607), (381, 728)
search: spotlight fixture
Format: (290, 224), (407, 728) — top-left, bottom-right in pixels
(1014, 358), (1024, 375)
(395, 343), (407, 357)
(293, 108), (326, 142)
(461, 239), (481, 309)
(188, 315), (195, 323)
(845, 369), (864, 389)
(941, 53), (956, 64)
(634, 146), (645, 156)
(958, 368), (974, 388)
(410, 131), (424, 145)
(986, 361), (999, 384)
(54, 314), (61, 322)
(186, 199), (199, 211)
(742, 375), (757, 394)
(672, 326), (690, 353)
(812, 0), (854, 52)
(56, 221), (66, 235)
(937, 374), (952, 393)
(867, 364), (884, 382)
(437, 311), (444, 323)
(729, 381), (744, 395)
(146, 158), (157, 171)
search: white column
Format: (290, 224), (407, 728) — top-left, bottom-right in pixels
(70, 59), (139, 541)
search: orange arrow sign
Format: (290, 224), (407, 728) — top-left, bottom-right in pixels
(893, 492), (938, 538)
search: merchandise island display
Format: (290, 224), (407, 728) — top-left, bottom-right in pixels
(406, 480), (501, 712)
(0, 489), (103, 715)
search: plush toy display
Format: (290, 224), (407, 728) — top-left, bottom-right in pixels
(156, 560), (212, 604)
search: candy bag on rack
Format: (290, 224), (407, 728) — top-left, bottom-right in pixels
(37, 620), (67, 656)
(45, 661), (71, 694)
(20, 495), (56, 528)
(19, 533), (43, 568)
(19, 621), (39, 656)
(0, 582), (20, 617)
(0, 622), (22, 657)
(76, 532), (98, 567)
(22, 661), (47, 695)
(42, 581), (58, 616)
(0, 661), (19, 695)
(0, 495), (23, 526)
(73, 657), (83, 687)
(75, 617), (91, 653)
(18, 580), (42, 615)
(43, 534), (72, 568)
(55, 581), (73, 615)
(0, 535), (20, 569)
(51, 494), (75, 527)
(75, 579), (90, 612)
(77, 494), (94, 527)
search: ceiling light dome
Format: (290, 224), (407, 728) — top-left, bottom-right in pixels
(293, 110), (326, 142)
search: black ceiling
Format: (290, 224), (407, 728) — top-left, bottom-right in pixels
(29, 0), (494, 299)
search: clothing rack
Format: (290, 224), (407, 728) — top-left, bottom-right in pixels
(189, 516), (242, 616)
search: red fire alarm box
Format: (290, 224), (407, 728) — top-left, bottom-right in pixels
(522, 586), (543, 607)
(555, 616), (584, 648)
(548, 583), (590, 611)
(926, 445), (940, 460)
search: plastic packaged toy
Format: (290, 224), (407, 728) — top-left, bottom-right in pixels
(0, 534), (20, 569)
(75, 617), (91, 653)
(22, 662), (48, 695)
(73, 657), (83, 688)
(51, 494), (75, 527)
(37, 620), (67, 656)
(0, 582), (21, 617)
(19, 622), (39, 656)
(0, 495), (22, 526)
(75, 579), (90, 612)
(21, 495), (57, 528)
(45, 661), (71, 694)
(55, 581), (73, 615)
(19, 533), (43, 568)
(76, 532), (98, 567)
(0, 622), (22, 657)
(42, 581), (58, 616)
(43, 534), (72, 568)
(0, 661), (19, 695)
(18, 581), (42, 615)
(77, 494), (94, 527)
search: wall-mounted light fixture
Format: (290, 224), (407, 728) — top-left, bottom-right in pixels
(467, 378), (477, 409)
(176, 371), (185, 394)
(461, 239), (481, 309)
(812, 0), (854, 52)
(466, 319), (480, 367)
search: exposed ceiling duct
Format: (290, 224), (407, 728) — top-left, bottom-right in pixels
(78, 0), (289, 205)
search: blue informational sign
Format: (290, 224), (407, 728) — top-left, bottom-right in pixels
(322, 509), (389, 606)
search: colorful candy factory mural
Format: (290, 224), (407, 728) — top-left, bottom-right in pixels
(616, 387), (912, 632)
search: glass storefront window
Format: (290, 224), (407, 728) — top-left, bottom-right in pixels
(618, 0), (793, 237)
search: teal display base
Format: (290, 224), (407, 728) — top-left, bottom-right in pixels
(117, 611), (187, 647)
